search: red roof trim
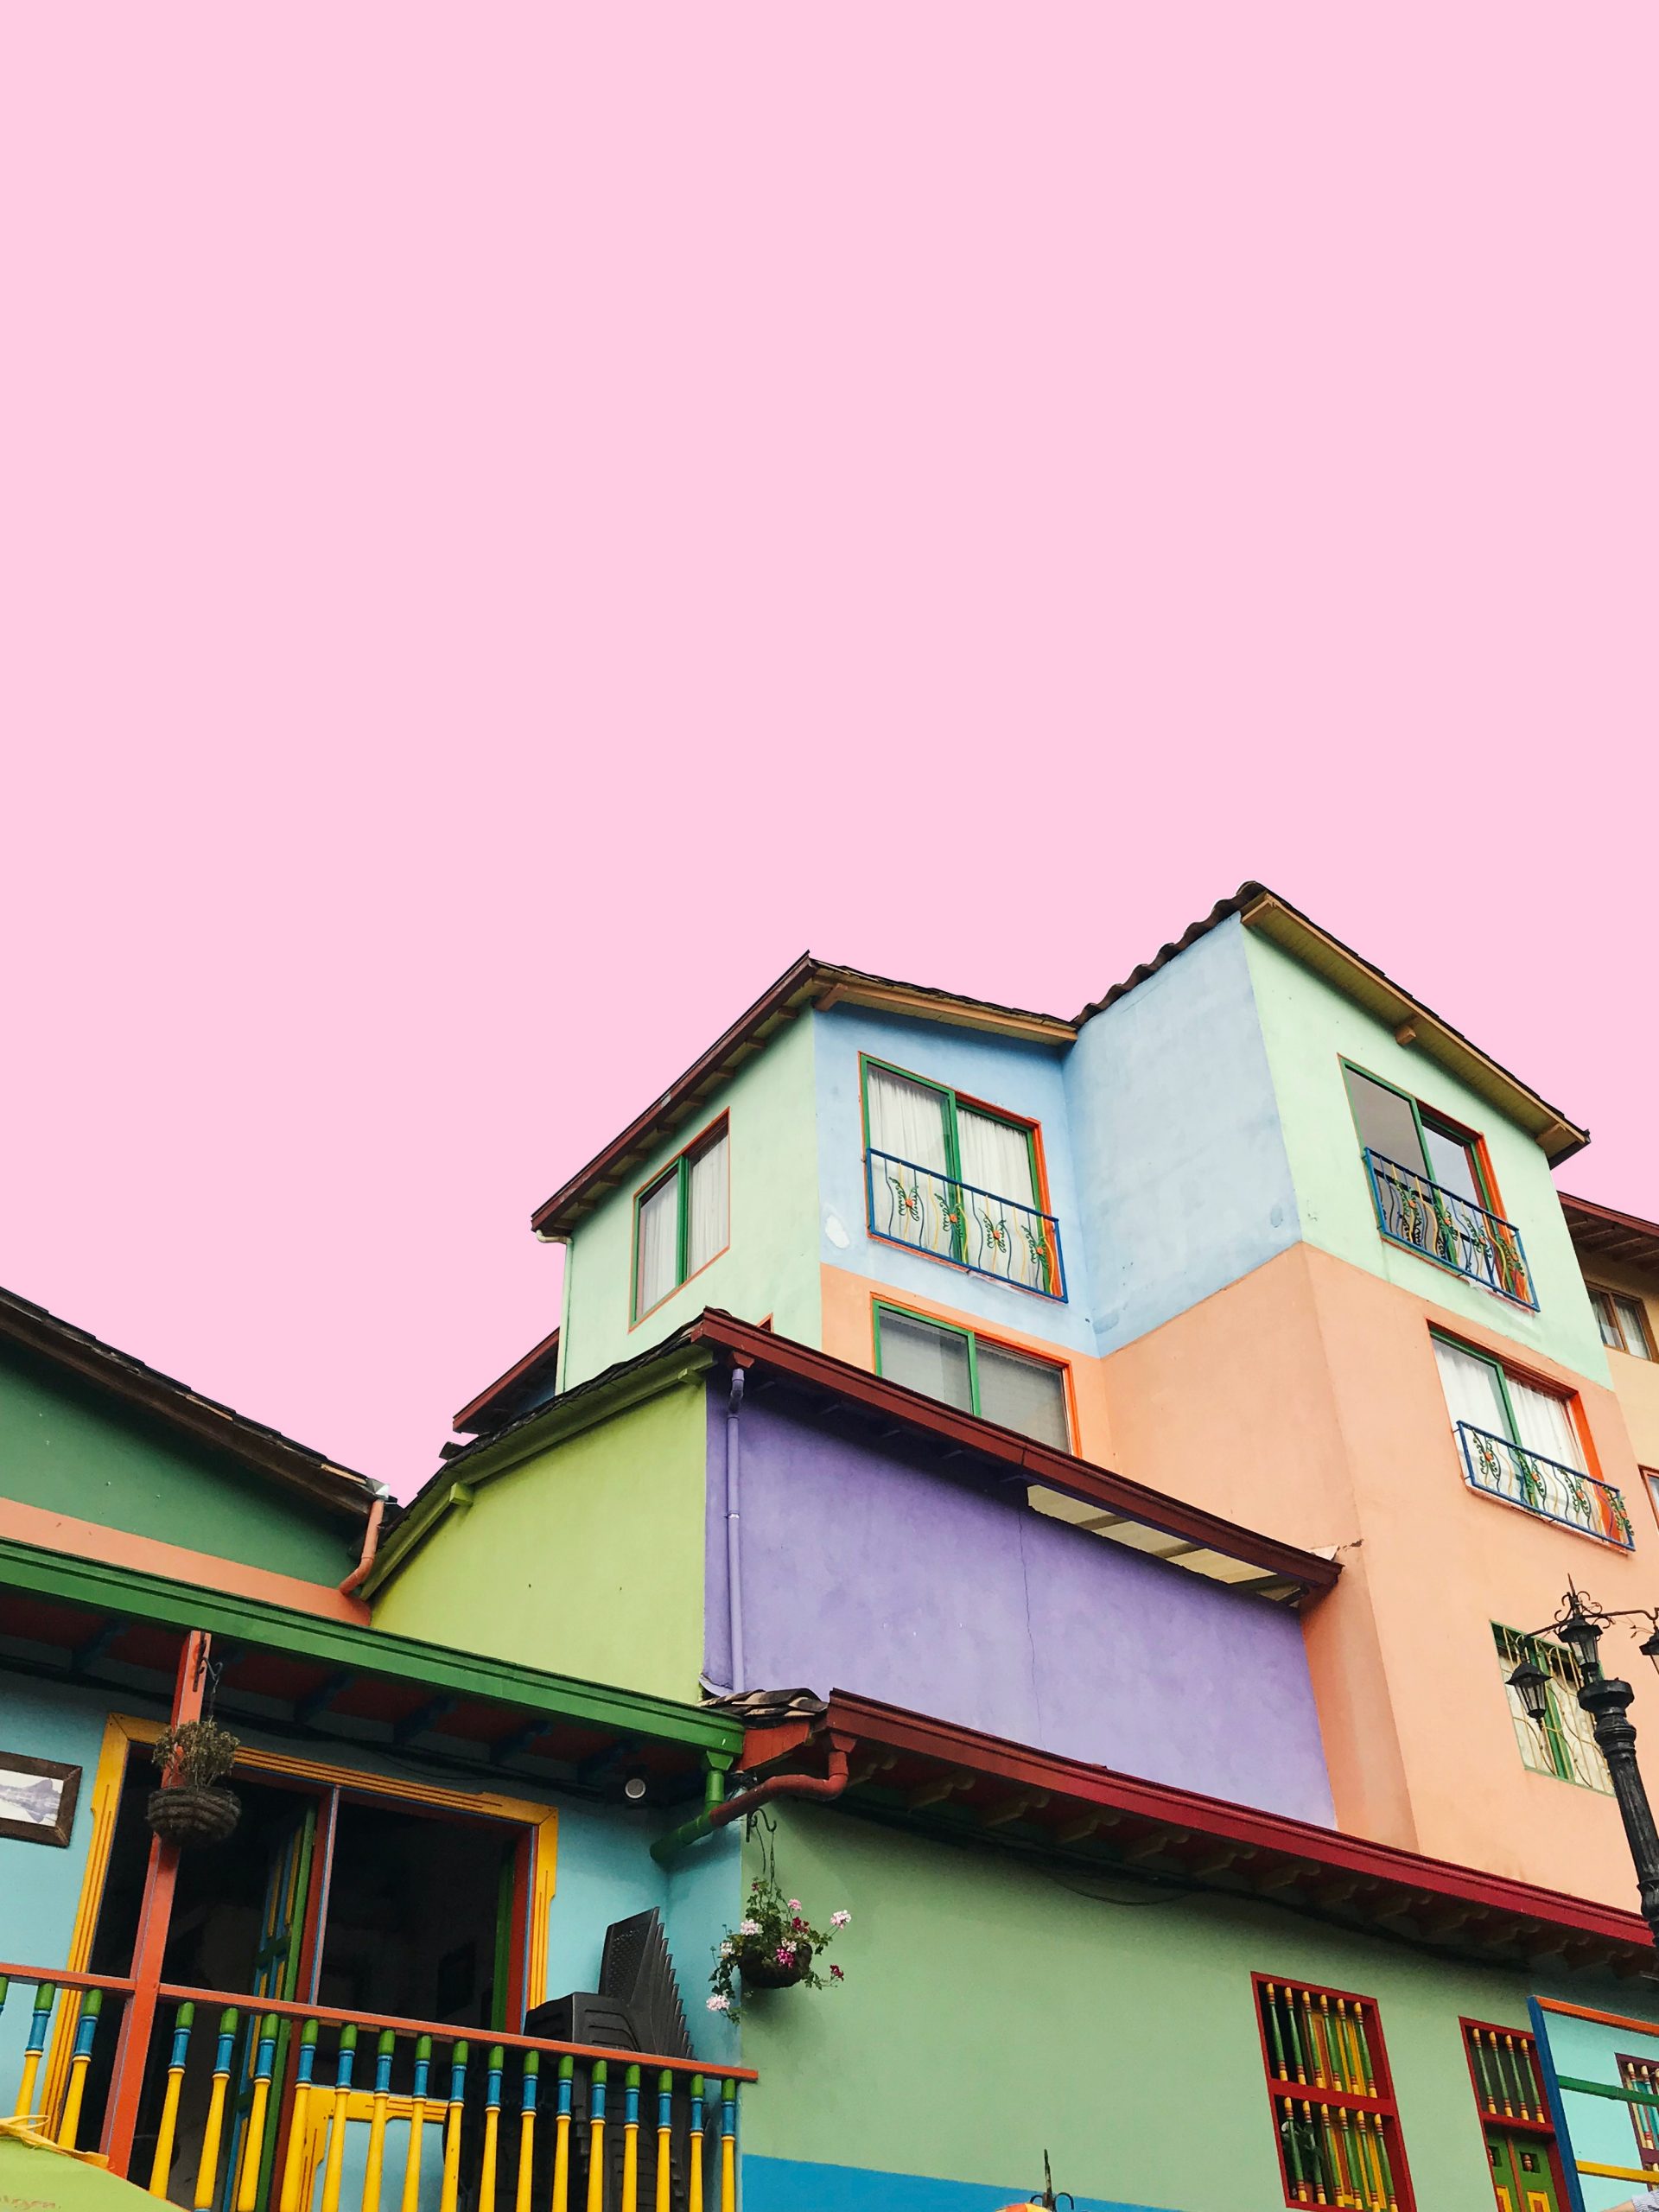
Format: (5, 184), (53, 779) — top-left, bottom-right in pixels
(453, 1328), (562, 1434)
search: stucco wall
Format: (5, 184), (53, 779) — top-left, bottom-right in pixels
(556, 1014), (821, 1391)
(1063, 917), (1303, 1361)
(1569, 1249), (1659, 1469)
(704, 1383), (1333, 1825)
(1243, 927), (1609, 1384)
(0, 1347), (355, 1583)
(372, 1380), (709, 1702)
(738, 1802), (1641, 2212)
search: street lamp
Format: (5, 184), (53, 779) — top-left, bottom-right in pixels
(1509, 1586), (1659, 1948)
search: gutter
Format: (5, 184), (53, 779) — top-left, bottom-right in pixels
(651, 1740), (851, 1864)
(339, 1484), (391, 1595)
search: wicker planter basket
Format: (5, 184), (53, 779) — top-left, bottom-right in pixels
(146, 1785), (240, 1847)
(736, 1942), (813, 1990)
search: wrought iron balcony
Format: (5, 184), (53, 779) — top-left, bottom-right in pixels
(1456, 1421), (1634, 1549)
(865, 1147), (1066, 1300)
(1362, 1150), (1537, 1309)
(0, 1962), (748, 2212)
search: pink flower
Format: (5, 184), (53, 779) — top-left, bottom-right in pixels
(706, 1994), (730, 2012)
(776, 1943), (796, 1965)
(830, 1910), (850, 1928)
(788, 1900), (801, 1913)
(829, 1965), (844, 1981)
(738, 1919), (760, 1937)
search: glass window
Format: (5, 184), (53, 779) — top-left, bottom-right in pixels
(1420, 1116), (1484, 1207)
(1615, 1294), (1654, 1359)
(874, 1306), (1070, 1449)
(1433, 1336), (1510, 1440)
(1596, 1293), (1625, 1351)
(1342, 1066), (1425, 1173)
(632, 1119), (730, 1320)
(1493, 1624), (1611, 1791)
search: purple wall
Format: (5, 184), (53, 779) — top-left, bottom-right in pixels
(704, 1382), (1334, 1827)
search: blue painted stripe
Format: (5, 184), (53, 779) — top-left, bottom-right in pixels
(740, 2155), (1179, 2212)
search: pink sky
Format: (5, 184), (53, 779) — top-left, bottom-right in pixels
(3, 10), (1656, 1493)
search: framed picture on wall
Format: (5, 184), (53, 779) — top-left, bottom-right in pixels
(0, 1753), (81, 1846)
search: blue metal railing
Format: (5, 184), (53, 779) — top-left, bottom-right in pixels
(1362, 1149), (1537, 1309)
(865, 1147), (1066, 1300)
(1456, 1420), (1633, 1548)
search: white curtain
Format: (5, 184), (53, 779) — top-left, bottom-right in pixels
(686, 1129), (729, 1274)
(878, 1310), (974, 1414)
(957, 1109), (1036, 1207)
(1433, 1338), (1509, 1438)
(975, 1341), (1069, 1450)
(1507, 1376), (1586, 1472)
(635, 1174), (680, 1317)
(867, 1068), (950, 1173)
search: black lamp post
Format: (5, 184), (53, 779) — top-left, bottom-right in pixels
(1509, 1587), (1659, 1948)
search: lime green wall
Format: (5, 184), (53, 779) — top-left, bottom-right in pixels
(0, 1346), (354, 1582)
(558, 1014), (821, 1390)
(1242, 931), (1608, 1382)
(739, 1804), (1645, 2210)
(371, 1380), (708, 1700)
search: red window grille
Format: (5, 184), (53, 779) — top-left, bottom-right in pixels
(1255, 1975), (1414, 2210)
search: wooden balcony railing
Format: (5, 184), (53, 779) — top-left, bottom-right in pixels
(0, 1966), (750, 2212)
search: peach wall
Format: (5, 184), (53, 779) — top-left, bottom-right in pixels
(1104, 1243), (1659, 1912)
(1578, 1257), (1659, 1471)
(818, 1262), (1116, 1467)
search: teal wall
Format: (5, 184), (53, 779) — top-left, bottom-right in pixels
(0, 1345), (356, 1583)
(813, 1005), (1093, 1356)
(1242, 930), (1609, 1382)
(736, 1803), (1650, 2212)
(557, 1013), (821, 1390)
(1063, 918), (1301, 1359)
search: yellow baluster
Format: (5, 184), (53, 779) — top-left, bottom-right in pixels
(320, 2024), (359, 2212)
(194, 2009), (241, 2211)
(400, 2037), (433, 2212)
(516, 2052), (539, 2212)
(439, 2042), (468, 2212)
(653, 2073), (671, 2212)
(235, 2015), (280, 2212)
(15, 1986), (58, 2119)
(621, 2067), (639, 2212)
(57, 1990), (104, 2149)
(480, 2047), (504, 2212)
(149, 2002), (197, 2196)
(687, 2078), (703, 2212)
(278, 2023), (321, 2212)
(363, 2031), (397, 2212)
(717, 2082), (735, 2212)
(551, 2056), (574, 2212)
(585, 2063), (607, 2212)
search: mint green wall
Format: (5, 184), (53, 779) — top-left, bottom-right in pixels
(557, 1014), (821, 1391)
(0, 1347), (355, 1582)
(371, 1380), (709, 1702)
(1242, 931), (1609, 1382)
(739, 1803), (1642, 2211)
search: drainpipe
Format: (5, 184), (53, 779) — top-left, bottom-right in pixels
(651, 1742), (851, 1865)
(340, 1484), (391, 1595)
(724, 1366), (746, 1694)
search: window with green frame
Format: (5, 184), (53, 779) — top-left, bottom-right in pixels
(632, 1117), (729, 1322)
(861, 1056), (1059, 1296)
(872, 1302), (1071, 1451)
(1342, 1062), (1493, 1209)
(1493, 1623), (1611, 1792)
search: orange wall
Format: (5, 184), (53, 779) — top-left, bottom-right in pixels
(1578, 1258), (1659, 1473)
(1104, 1243), (1658, 1911)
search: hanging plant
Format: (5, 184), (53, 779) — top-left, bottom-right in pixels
(146, 1719), (241, 1848)
(708, 1870), (849, 2018)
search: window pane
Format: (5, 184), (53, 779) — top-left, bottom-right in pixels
(685, 1128), (729, 1274)
(1506, 1376), (1586, 1472)
(974, 1341), (1070, 1450)
(1615, 1296), (1653, 1359)
(1343, 1068), (1426, 1175)
(1433, 1337), (1510, 1439)
(866, 1067), (950, 1173)
(956, 1109), (1036, 1207)
(1595, 1293), (1624, 1350)
(634, 1173), (680, 1317)
(1421, 1119), (1484, 1207)
(877, 1311), (973, 1414)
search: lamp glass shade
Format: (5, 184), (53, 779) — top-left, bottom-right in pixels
(1640, 1628), (1659, 1677)
(1508, 1660), (1553, 1726)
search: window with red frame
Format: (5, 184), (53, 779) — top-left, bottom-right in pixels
(1461, 2019), (1562, 2212)
(1255, 1975), (1414, 2209)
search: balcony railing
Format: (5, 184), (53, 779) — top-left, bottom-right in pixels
(0, 1964), (747, 2212)
(865, 1147), (1066, 1300)
(1362, 1150), (1537, 1309)
(1456, 1421), (1634, 1549)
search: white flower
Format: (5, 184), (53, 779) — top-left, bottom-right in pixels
(738, 1918), (761, 1937)
(706, 1994), (730, 2012)
(830, 1910), (851, 1928)
(719, 1941), (733, 1957)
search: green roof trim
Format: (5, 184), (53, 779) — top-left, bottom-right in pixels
(0, 1535), (742, 1759)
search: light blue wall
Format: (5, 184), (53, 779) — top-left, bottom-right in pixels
(743, 2162), (1160, 2210)
(813, 1005), (1095, 1356)
(1064, 917), (1302, 1358)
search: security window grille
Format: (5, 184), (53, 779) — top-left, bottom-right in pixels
(1462, 2020), (1551, 2128)
(1591, 1287), (1656, 1360)
(1255, 1976), (1413, 2210)
(1617, 2053), (1659, 2170)
(873, 1304), (1071, 1452)
(1493, 1624), (1611, 1793)
(1434, 1335), (1630, 1548)
(632, 1118), (730, 1322)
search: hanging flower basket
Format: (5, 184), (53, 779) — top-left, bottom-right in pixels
(146, 1718), (241, 1848)
(736, 1940), (814, 1990)
(708, 1865), (850, 2019)
(146, 1784), (241, 1848)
